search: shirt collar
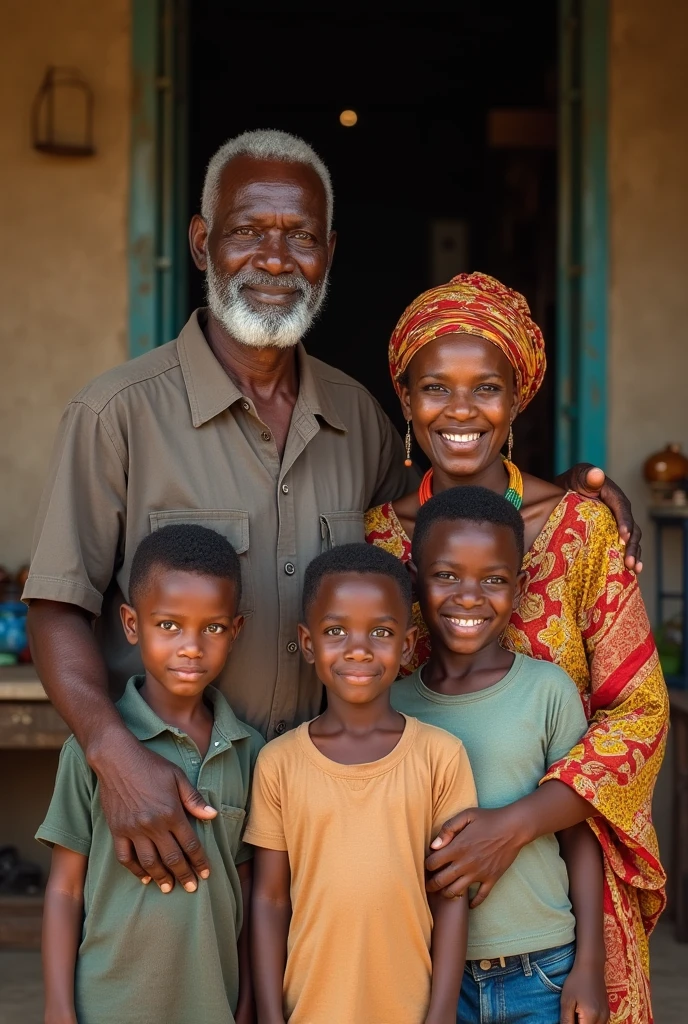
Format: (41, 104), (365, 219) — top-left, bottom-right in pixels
(116, 676), (252, 745)
(176, 309), (346, 432)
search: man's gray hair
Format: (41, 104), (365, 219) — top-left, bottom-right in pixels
(200, 129), (334, 232)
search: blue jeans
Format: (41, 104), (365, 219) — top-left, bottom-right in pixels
(458, 941), (576, 1024)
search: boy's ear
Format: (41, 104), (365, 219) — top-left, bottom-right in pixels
(228, 614), (245, 646)
(512, 569), (528, 610)
(400, 624), (419, 667)
(120, 603), (139, 646)
(406, 558), (418, 586)
(297, 622), (315, 664)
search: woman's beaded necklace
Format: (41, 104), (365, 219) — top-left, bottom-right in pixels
(417, 458), (524, 510)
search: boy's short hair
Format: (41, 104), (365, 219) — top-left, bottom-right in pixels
(412, 486), (525, 567)
(302, 543), (412, 619)
(128, 524), (242, 606)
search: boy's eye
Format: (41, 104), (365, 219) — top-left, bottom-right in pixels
(484, 576), (508, 585)
(436, 571), (458, 581)
(371, 628), (393, 638)
(325, 626), (346, 636)
(159, 621), (179, 632)
(204, 623), (226, 634)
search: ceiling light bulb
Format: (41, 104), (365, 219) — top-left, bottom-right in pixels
(339, 109), (358, 127)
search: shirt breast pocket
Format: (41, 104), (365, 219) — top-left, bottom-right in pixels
(148, 509), (255, 617)
(319, 511), (366, 551)
(220, 804), (247, 860)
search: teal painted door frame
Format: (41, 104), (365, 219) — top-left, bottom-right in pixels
(128, 0), (188, 358)
(556, 0), (609, 472)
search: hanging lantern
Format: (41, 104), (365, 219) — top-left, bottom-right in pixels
(32, 66), (95, 157)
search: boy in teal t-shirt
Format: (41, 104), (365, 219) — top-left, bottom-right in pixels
(391, 486), (609, 1024)
(37, 524), (263, 1024)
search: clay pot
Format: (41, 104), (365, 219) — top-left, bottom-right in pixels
(643, 444), (688, 483)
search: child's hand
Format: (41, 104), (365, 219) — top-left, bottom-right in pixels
(560, 960), (610, 1024)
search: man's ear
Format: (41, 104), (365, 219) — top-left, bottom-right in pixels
(512, 569), (528, 610)
(120, 603), (139, 646)
(188, 214), (209, 271)
(297, 622), (315, 664)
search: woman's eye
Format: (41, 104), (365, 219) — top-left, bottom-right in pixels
(325, 627), (346, 636)
(371, 628), (393, 638)
(422, 383), (447, 393)
(475, 383), (501, 393)
(205, 624), (226, 634)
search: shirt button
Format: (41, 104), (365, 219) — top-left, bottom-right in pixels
(261, 430), (271, 442)
(286, 641), (298, 653)
(275, 721), (286, 735)
(241, 400), (250, 411)
(281, 484), (289, 494)
(284, 562), (296, 575)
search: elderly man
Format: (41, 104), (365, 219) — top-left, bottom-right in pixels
(26, 129), (640, 895)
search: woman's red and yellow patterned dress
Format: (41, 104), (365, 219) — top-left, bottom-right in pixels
(366, 491), (668, 1024)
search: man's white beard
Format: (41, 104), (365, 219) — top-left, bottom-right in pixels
(206, 261), (329, 350)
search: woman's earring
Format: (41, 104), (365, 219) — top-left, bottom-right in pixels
(507, 424), (514, 462)
(404, 420), (413, 468)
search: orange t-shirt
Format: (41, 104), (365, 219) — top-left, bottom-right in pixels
(244, 714), (477, 1024)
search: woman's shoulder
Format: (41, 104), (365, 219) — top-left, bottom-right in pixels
(536, 491), (620, 548)
(364, 501), (412, 560)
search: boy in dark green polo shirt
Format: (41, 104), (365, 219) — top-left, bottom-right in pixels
(36, 524), (263, 1024)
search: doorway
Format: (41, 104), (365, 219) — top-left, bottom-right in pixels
(129, 1), (609, 478)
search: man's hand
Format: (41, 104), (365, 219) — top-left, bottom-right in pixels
(425, 806), (523, 906)
(95, 733), (217, 893)
(555, 464), (642, 572)
(560, 960), (610, 1024)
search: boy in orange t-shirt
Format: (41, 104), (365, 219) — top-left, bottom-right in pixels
(244, 543), (477, 1024)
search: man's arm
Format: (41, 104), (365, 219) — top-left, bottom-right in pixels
(558, 823), (609, 1024)
(42, 846), (86, 1024)
(28, 600), (216, 892)
(236, 861), (255, 1024)
(555, 465), (642, 571)
(425, 891), (468, 1024)
(251, 847), (291, 1024)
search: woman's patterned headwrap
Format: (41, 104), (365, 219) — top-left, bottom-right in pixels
(388, 272), (546, 411)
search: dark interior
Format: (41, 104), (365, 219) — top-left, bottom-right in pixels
(187, 5), (557, 478)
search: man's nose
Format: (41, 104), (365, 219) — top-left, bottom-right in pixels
(253, 230), (296, 275)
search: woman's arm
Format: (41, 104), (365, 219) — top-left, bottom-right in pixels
(42, 845), (87, 1024)
(425, 891), (468, 1024)
(251, 847), (291, 1024)
(557, 823), (609, 1024)
(236, 861), (255, 1024)
(426, 780), (593, 904)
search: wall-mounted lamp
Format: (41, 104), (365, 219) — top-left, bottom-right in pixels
(32, 66), (95, 157)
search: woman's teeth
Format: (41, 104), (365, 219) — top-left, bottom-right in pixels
(449, 617), (485, 627)
(441, 432), (481, 443)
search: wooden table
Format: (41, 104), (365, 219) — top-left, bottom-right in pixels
(0, 664), (69, 748)
(670, 688), (688, 941)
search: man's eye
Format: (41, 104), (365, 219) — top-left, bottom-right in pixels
(371, 628), (393, 638)
(325, 627), (346, 636)
(233, 228), (257, 237)
(292, 231), (314, 241)
(205, 624), (226, 634)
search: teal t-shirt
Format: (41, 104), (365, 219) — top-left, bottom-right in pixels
(391, 653), (588, 960)
(36, 677), (264, 1024)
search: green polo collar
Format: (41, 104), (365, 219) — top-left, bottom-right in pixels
(116, 676), (252, 745)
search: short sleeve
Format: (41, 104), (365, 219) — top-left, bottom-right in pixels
(242, 748), (287, 852)
(431, 741), (478, 839)
(545, 685), (588, 770)
(22, 400), (127, 616)
(36, 739), (95, 855)
(235, 727), (266, 866)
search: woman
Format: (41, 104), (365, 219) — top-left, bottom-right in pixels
(365, 273), (668, 1024)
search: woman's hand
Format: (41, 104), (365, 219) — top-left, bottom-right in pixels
(560, 960), (610, 1024)
(555, 464), (642, 572)
(425, 806), (524, 907)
